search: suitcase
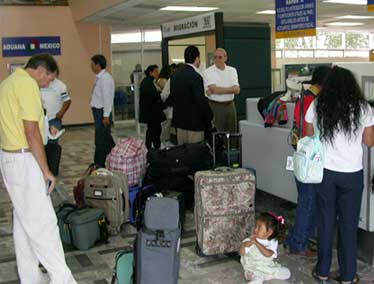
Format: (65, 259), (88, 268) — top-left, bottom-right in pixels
(213, 132), (242, 168)
(135, 197), (180, 284)
(85, 169), (129, 235)
(56, 204), (108, 250)
(146, 142), (212, 180)
(45, 142), (62, 176)
(194, 167), (255, 256)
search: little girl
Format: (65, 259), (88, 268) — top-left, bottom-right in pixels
(239, 212), (291, 284)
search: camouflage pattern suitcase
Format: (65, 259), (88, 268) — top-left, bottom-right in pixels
(194, 167), (255, 256)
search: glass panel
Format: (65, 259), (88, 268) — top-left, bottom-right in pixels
(284, 50), (298, 58)
(345, 32), (369, 49)
(144, 30), (162, 42)
(316, 32), (343, 49)
(298, 50), (314, 58)
(112, 32), (141, 43)
(344, 50), (369, 58)
(315, 50), (329, 58)
(328, 50), (344, 57)
(363, 79), (374, 101)
(276, 50), (282, 58)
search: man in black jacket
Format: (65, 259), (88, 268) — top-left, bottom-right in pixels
(139, 65), (166, 149)
(171, 45), (213, 145)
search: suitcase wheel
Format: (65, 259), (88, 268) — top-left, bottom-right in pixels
(195, 243), (205, 257)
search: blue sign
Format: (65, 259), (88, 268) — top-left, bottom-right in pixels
(276, 0), (316, 39)
(2, 36), (61, 57)
(369, 0), (374, 11)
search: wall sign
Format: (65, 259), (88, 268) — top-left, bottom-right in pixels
(276, 0), (316, 39)
(2, 36), (61, 57)
(162, 12), (216, 39)
(369, 0), (374, 12)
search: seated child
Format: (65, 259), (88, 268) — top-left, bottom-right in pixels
(239, 212), (291, 284)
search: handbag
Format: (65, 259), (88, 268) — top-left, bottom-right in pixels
(293, 129), (324, 184)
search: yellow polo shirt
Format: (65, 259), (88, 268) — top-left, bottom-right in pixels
(0, 68), (45, 150)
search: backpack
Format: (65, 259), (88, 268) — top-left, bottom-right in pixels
(293, 131), (324, 184)
(289, 85), (318, 149)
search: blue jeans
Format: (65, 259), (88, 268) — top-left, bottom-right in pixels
(316, 169), (363, 282)
(286, 178), (316, 252)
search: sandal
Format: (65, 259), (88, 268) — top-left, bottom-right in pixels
(312, 267), (330, 284)
(334, 274), (360, 284)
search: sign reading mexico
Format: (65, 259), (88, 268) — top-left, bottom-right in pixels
(276, 0), (316, 39)
(162, 12), (216, 39)
(2, 36), (61, 57)
(369, 0), (374, 12)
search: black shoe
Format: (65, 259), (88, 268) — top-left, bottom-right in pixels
(312, 267), (330, 283)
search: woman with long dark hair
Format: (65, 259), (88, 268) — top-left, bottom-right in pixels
(305, 66), (374, 284)
(139, 65), (166, 149)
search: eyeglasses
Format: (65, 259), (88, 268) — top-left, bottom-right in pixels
(214, 55), (223, 59)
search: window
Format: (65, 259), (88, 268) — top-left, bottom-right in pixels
(112, 29), (162, 44)
(112, 32), (141, 43)
(276, 31), (373, 59)
(144, 30), (162, 42)
(345, 32), (369, 49)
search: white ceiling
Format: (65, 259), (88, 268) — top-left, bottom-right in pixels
(82, 0), (374, 33)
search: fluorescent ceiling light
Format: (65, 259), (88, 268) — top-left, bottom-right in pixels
(323, 0), (366, 5)
(326, 22), (364, 26)
(336, 15), (374, 19)
(160, 6), (218, 12)
(256, 10), (276, 15)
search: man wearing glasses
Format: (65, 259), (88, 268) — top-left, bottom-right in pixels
(204, 48), (240, 132)
(0, 54), (76, 283)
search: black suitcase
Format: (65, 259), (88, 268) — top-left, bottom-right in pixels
(146, 142), (212, 179)
(213, 132), (242, 168)
(45, 142), (62, 176)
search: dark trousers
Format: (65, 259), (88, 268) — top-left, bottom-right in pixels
(286, 179), (316, 252)
(316, 169), (363, 282)
(92, 108), (115, 168)
(145, 122), (161, 150)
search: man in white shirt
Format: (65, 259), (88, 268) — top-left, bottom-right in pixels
(40, 76), (71, 130)
(90, 54), (115, 167)
(204, 48), (240, 132)
(40, 75), (71, 176)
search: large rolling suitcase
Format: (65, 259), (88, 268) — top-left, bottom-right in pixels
(213, 132), (242, 168)
(195, 167), (255, 256)
(84, 168), (129, 235)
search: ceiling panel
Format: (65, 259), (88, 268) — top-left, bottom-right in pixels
(82, 0), (374, 32)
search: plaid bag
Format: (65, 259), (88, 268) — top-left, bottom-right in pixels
(107, 137), (147, 187)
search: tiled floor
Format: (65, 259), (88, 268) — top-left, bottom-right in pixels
(0, 125), (374, 283)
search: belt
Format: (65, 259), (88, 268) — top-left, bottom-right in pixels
(2, 148), (30, 153)
(209, 100), (233, 105)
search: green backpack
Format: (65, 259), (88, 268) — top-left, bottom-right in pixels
(111, 250), (134, 284)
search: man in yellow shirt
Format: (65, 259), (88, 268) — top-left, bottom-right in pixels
(0, 54), (76, 283)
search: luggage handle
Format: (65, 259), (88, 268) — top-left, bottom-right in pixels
(214, 167), (233, 172)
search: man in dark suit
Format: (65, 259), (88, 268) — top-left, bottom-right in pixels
(170, 45), (213, 145)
